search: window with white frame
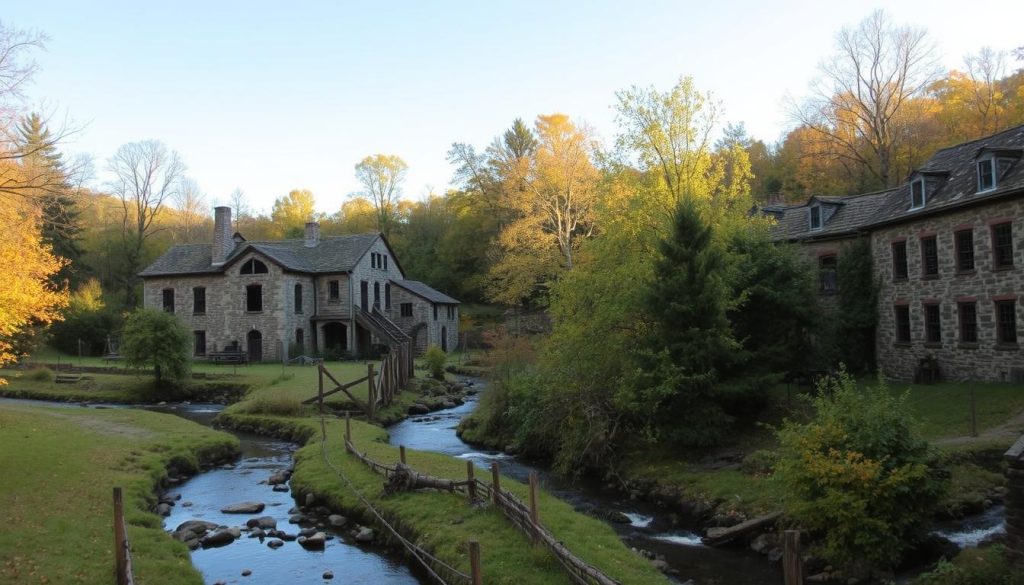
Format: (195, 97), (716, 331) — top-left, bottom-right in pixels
(978, 158), (996, 192)
(910, 178), (925, 209)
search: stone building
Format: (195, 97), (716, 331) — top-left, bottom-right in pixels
(767, 125), (1023, 382)
(140, 207), (459, 362)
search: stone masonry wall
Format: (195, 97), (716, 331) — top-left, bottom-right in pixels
(871, 197), (1024, 381)
(793, 236), (862, 313)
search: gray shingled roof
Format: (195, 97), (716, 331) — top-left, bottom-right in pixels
(140, 233), (380, 277)
(390, 280), (460, 304)
(768, 124), (1024, 241)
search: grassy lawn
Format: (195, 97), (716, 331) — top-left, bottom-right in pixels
(0, 403), (239, 585)
(889, 380), (1024, 441)
(217, 411), (668, 585)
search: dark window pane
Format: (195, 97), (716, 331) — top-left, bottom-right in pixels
(895, 306), (911, 343)
(892, 241), (908, 279)
(997, 301), (1018, 344)
(385, 284), (391, 310)
(911, 180), (925, 208)
(956, 231), (975, 272)
(921, 236), (939, 276)
(993, 223), (1014, 269)
(819, 255), (838, 294)
(193, 287), (206, 314)
(328, 280), (340, 300)
(246, 284), (262, 312)
(194, 331), (206, 356)
(162, 289), (175, 313)
(978, 159), (994, 191)
(810, 206), (821, 229)
(241, 259), (268, 274)
(294, 284), (303, 313)
(401, 303), (413, 317)
(959, 303), (977, 343)
(924, 304), (941, 344)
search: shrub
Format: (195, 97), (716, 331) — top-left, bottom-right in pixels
(424, 345), (446, 380)
(774, 368), (947, 568)
(120, 308), (191, 388)
(27, 367), (54, 383)
(741, 449), (777, 476)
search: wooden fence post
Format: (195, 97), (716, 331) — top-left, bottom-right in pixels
(490, 462), (501, 505)
(367, 363), (376, 421)
(113, 487), (127, 585)
(317, 364), (324, 414)
(469, 540), (482, 585)
(783, 530), (803, 585)
(345, 411), (351, 444)
(528, 471), (540, 545)
(467, 461), (476, 501)
(400, 445), (407, 465)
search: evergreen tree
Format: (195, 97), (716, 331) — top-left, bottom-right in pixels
(16, 112), (84, 286)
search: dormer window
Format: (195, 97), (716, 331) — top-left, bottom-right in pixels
(910, 179), (926, 209)
(978, 158), (995, 192)
(809, 205), (822, 230)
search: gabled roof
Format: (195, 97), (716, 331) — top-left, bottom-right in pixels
(768, 189), (895, 241)
(390, 279), (460, 304)
(140, 233), (382, 277)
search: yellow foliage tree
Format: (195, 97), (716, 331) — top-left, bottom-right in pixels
(0, 187), (68, 374)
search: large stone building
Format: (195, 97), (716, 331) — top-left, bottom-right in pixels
(768, 125), (1023, 382)
(140, 207), (459, 362)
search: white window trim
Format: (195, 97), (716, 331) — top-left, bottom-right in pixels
(977, 156), (997, 193)
(909, 178), (926, 210)
(809, 204), (823, 231)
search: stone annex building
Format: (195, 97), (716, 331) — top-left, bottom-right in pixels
(766, 124), (1024, 382)
(140, 207), (460, 362)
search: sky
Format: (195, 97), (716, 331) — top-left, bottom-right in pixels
(5, 1), (1024, 215)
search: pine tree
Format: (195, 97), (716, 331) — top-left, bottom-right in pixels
(16, 112), (84, 287)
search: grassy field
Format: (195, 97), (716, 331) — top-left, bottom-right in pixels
(217, 411), (669, 585)
(0, 403), (239, 585)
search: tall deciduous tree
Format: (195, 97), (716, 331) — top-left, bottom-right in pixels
(270, 189), (317, 237)
(792, 10), (941, 188)
(172, 178), (207, 243)
(354, 154), (407, 238)
(107, 140), (185, 307)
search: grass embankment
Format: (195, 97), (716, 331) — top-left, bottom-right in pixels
(0, 403), (239, 585)
(216, 410), (668, 585)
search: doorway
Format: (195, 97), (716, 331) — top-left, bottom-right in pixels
(247, 330), (263, 362)
(322, 322), (348, 357)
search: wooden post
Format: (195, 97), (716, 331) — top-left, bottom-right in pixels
(970, 387), (978, 438)
(528, 471), (540, 545)
(467, 461), (477, 501)
(317, 364), (324, 414)
(345, 411), (351, 444)
(490, 462), (501, 505)
(783, 530), (803, 585)
(113, 487), (127, 585)
(367, 363), (376, 420)
(399, 445), (407, 465)
(469, 540), (482, 585)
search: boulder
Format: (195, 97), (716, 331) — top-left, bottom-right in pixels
(278, 532), (297, 542)
(175, 520), (219, 536)
(201, 529), (237, 548)
(323, 571), (334, 579)
(267, 539), (284, 549)
(256, 516), (277, 529)
(226, 527), (242, 539)
(241, 569), (251, 576)
(221, 502), (265, 514)
(606, 511), (632, 524)
(408, 403), (430, 415)
(248, 528), (265, 539)
(298, 527), (318, 537)
(750, 533), (772, 554)
(268, 471), (289, 485)
(305, 493), (316, 507)
(328, 515), (347, 528)
(298, 532), (326, 549)
(181, 501), (193, 508)
(289, 514), (305, 524)
(272, 485), (290, 492)
(651, 559), (670, 572)
(355, 527), (374, 543)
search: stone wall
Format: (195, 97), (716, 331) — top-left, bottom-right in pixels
(1005, 435), (1024, 566)
(387, 286), (459, 354)
(792, 236), (861, 312)
(871, 197), (1024, 381)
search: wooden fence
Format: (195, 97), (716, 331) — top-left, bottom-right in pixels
(303, 340), (413, 420)
(112, 487), (134, 585)
(343, 415), (621, 585)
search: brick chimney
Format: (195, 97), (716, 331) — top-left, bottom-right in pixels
(212, 206), (234, 265)
(304, 221), (321, 247)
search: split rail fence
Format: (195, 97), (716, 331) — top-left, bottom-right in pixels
(342, 414), (622, 585)
(303, 339), (413, 420)
(112, 487), (135, 585)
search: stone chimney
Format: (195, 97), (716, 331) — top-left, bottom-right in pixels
(212, 206), (234, 265)
(304, 221), (321, 247)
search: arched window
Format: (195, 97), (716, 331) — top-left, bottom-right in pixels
(240, 258), (268, 274)
(294, 283), (303, 313)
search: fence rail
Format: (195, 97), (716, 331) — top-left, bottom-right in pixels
(305, 339), (414, 420)
(342, 415), (622, 585)
(112, 487), (135, 585)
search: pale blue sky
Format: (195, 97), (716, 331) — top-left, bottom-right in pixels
(6, 1), (1023, 214)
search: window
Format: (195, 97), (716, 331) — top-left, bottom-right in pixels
(924, 304), (941, 345)
(295, 328), (304, 349)
(921, 236), (939, 277)
(294, 284), (303, 313)
(385, 283), (391, 310)
(373, 282), (381, 309)
(955, 230), (975, 273)
(894, 305), (911, 344)
(193, 287), (206, 314)
(996, 300), (1018, 345)
(433, 304), (438, 320)
(193, 331), (206, 356)
(246, 284), (263, 312)
(958, 302), (978, 344)
(892, 241), (908, 280)
(992, 223), (1014, 269)
(328, 280), (340, 301)
(383, 256), (388, 270)
(162, 288), (175, 313)
(240, 258), (268, 274)
(400, 303), (413, 317)
(910, 179), (925, 209)
(809, 205), (822, 230)
(447, 305), (454, 319)
(371, 253), (377, 269)
(819, 255), (837, 294)
(978, 158), (995, 191)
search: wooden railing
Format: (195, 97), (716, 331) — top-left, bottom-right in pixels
(342, 416), (622, 585)
(304, 339), (414, 420)
(112, 487), (134, 585)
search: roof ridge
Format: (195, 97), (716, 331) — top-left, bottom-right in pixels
(929, 123), (1024, 156)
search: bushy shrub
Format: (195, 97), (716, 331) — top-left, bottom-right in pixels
(424, 345), (446, 380)
(774, 369), (947, 567)
(121, 308), (191, 388)
(27, 367), (54, 383)
(49, 279), (121, 356)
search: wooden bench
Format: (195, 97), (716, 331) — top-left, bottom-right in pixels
(208, 351), (248, 364)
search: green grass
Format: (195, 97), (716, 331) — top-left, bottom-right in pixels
(888, 380), (1024, 440)
(0, 403), (239, 585)
(216, 411), (668, 585)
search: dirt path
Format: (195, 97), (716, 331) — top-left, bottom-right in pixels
(933, 408), (1024, 449)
